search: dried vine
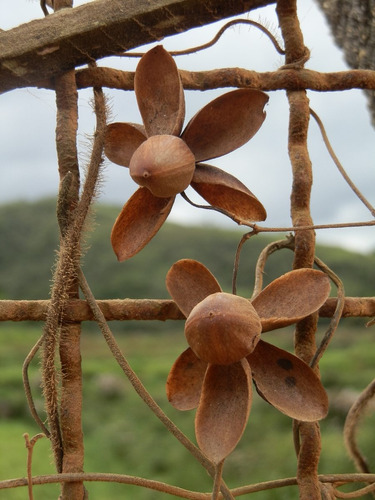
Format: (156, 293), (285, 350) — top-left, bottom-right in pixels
(1, 471), (375, 498)
(277, 1), (323, 498)
(1, 0), (375, 499)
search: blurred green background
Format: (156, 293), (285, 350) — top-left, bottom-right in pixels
(0, 199), (374, 499)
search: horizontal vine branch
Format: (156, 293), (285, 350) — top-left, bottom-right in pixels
(37, 66), (375, 94)
(1, 472), (375, 497)
(0, 0), (273, 93)
(1, 297), (374, 322)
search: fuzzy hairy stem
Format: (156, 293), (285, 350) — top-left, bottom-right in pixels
(55, 81), (85, 500)
(43, 4), (85, 497)
(60, 74), (106, 500)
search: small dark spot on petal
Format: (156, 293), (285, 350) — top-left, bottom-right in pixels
(285, 376), (296, 387)
(277, 358), (293, 371)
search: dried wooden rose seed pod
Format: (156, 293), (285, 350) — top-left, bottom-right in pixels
(105, 47), (268, 259)
(185, 292), (262, 365)
(129, 135), (195, 197)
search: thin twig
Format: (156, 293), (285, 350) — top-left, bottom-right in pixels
(2, 472), (375, 497)
(232, 230), (259, 295)
(180, 191), (242, 224)
(310, 256), (345, 369)
(40, 0), (50, 16)
(211, 461), (233, 500)
(182, 191), (375, 232)
(250, 234), (295, 298)
(1, 472), (211, 499)
(344, 379), (375, 477)
(310, 108), (375, 218)
(22, 337), (50, 437)
(24, 433), (45, 500)
(118, 19), (285, 58)
(247, 219), (375, 233)
(333, 482), (375, 498)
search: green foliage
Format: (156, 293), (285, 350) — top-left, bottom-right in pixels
(0, 323), (374, 499)
(0, 198), (374, 301)
(0, 199), (59, 299)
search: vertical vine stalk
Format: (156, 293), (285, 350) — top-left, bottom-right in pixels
(276, 1), (322, 498)
(41, 68), (80, 482)
(41, 4), (107, 499)
(57, 79), (106, 500)
(41, 75), (106, 499)
(51, 3), (83, 497)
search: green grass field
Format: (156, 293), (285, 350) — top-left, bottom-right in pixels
(0, 320), (374, 499)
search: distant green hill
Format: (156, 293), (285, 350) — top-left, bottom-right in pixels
(0, 198), (374, 301)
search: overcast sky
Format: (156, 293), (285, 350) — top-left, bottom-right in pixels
(1, 0), (375, 253)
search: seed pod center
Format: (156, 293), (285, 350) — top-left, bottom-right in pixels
(129, 135), (195, 197)
(185, 292), (262, 365)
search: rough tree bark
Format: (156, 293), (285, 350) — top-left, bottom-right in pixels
(0, 0), (274, 93)
(317, 0), (375, 125)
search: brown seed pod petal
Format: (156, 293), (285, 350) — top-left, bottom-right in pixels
(247, 340), (329, 421)
(130, 135), (195, 197)
(166, 347), (207, 411)
(166, 259), (222, 317)
(191, 164), (267, 222)
(252, 269), (331, 332)
(111, 187), (174, 261)
(135, 45), (185, 137)
(185, 292), (261, 365)
(181, 89), (269, 162)
(105, 122), (146, 167)
(195, 359), (252, 464)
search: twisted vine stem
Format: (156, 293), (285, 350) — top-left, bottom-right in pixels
(344, 378), (375, 481)
(118, 18), (285, 57)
